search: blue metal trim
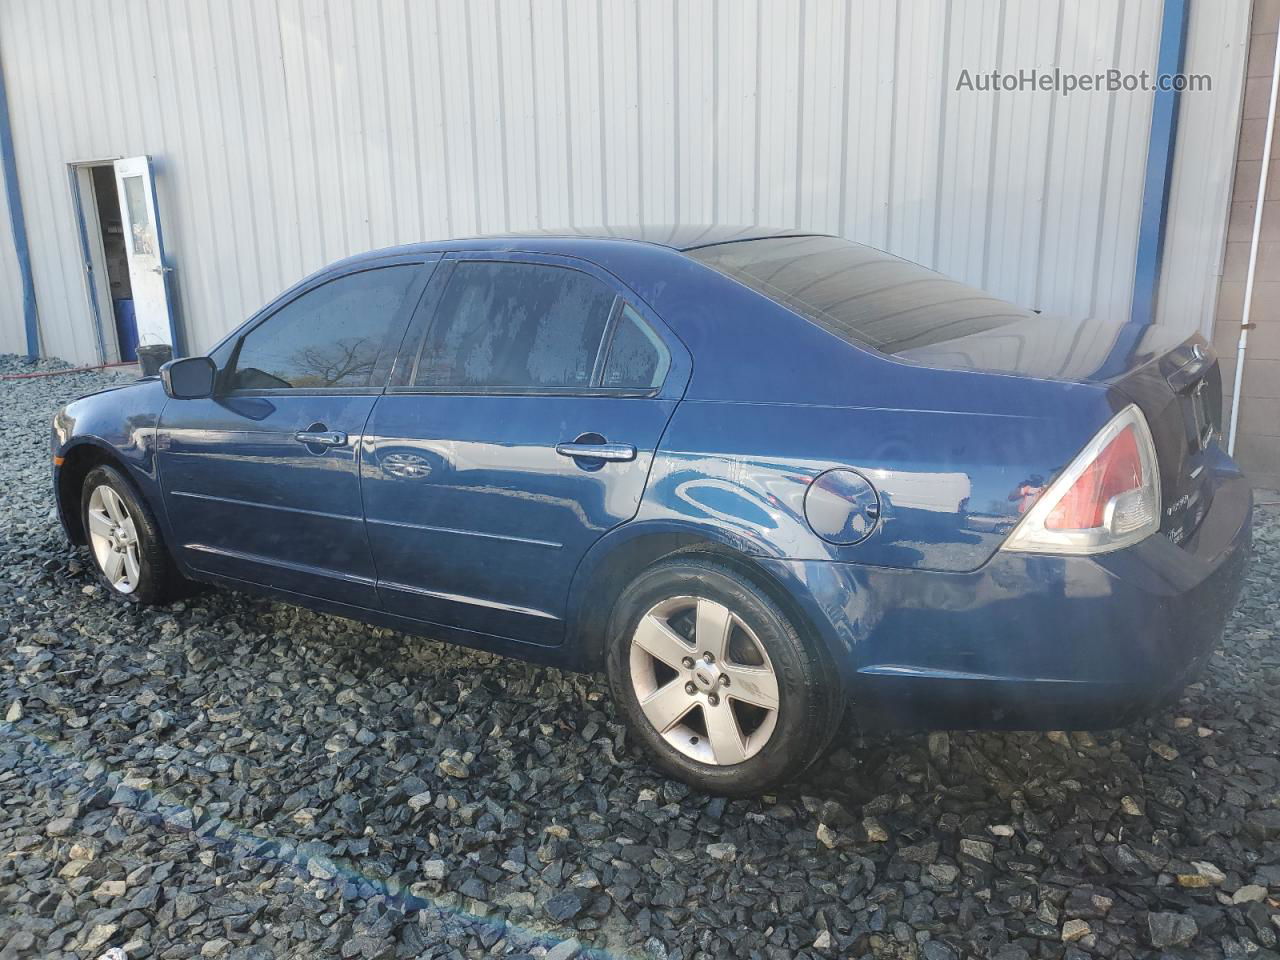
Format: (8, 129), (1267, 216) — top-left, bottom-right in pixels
(144, 156), (185, 357)
(0, 50), (40, 359)
(1130, 0), (1191, 325)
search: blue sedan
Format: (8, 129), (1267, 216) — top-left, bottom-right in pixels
(50, 226), (1252, 795)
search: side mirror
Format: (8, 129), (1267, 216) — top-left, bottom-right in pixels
(159, 356), (217, 399)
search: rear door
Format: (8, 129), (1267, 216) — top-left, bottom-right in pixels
(158, 256), (434, 606)
(363, 252), (690, 645)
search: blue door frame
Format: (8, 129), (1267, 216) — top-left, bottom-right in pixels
(0, 47), (40, 360)
(1130, 0), (1192, 326)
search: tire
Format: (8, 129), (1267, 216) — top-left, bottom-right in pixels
(606, 556), (842, 796)
(80, 464), (184, 605)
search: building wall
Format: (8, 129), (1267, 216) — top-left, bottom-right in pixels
(0, 0), (1253, 369)
(1216, 0), (1280, 491)
(1160, 0), (1254, 339)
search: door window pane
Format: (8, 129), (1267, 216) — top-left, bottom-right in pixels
(415, 261), (616, 388)
(122, 176), (154, 255)
(231, 266), (417, 390)
(602, 304), (670, 389)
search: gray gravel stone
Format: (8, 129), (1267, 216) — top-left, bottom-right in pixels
(544, 889), (587, 923)
(1149, 910), (1199, 948)
(1247, 808), (1280, 840)
(921, 939), (958, 960)
(705, 841), (736, 861)
(544, 937), (582, 960)
(421, 858), (447, 880)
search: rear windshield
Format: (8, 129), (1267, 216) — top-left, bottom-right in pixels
(687, 235), (1036, 354)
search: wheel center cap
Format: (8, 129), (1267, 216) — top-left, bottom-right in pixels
(693, 668), (715, 690)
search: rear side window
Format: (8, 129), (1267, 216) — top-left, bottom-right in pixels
(688, 235), (1035, 354)
(603, 304), (670, 389)
(230, 266), (417, 390)
(415, 261), (616, 389)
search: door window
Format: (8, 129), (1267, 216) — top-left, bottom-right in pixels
(414, 261), (616, 389)
(122, 177), (154, 255)
(602, 304), (670, 389)
(230, 266), (418, 390)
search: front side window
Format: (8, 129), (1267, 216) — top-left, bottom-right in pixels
(231, 265), (418, 390)
(414, 261), (616, 389)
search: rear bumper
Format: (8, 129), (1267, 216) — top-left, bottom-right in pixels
(762, 451), (1253, 731)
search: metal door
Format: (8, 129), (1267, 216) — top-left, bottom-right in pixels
(159, 259), (434, 606)
(112, 156), (177, 353)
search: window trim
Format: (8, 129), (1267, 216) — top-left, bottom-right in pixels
(393, 255), (671, 399)
(218, 258), (435, 398)
(598, 301), (672, 391)
(588, 297), (625, 388)
(387, 384), (666, 399)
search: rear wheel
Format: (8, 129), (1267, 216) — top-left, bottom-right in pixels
(606, 557), (841, 795)
(81, 464), (184, 605)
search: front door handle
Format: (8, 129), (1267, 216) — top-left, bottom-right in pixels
(555, 441), (637, 462)
(294, 430), (348, 447)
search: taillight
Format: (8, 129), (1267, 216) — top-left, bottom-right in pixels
(1003, 404), (1160, 555)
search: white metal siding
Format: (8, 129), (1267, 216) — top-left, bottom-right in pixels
(1159, 0), (1252, 339)
(0, 0), (1253, 364)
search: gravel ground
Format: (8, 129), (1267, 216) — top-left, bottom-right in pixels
(2, 355), (1279, 960)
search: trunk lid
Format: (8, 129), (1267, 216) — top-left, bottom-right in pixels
(892, 312), (1193, 384)
(901, 319), (1222, 549)
(1108, 337), (1223, 549)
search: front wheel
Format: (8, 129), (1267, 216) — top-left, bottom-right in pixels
(81, 464), (184, 605)
(606, 557), (841, 796)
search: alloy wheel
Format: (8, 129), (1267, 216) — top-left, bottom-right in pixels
(628, 595), (780, 765)
(87, 484), (141, 594)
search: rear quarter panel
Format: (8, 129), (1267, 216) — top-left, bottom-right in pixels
(601, 250), (1122, 572)
(562, 244), (1122, 569)
(639, 387), (1112, 573)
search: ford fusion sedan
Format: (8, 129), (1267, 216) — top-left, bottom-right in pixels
(51, 227), (1252, 795)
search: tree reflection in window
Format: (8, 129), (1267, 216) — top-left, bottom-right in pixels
(231, 266), (416, 390)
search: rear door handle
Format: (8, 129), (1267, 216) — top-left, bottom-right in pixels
(294, 430), (348, 447)
(555, 441), (637, 462)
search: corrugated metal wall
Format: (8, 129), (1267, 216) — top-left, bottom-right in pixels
(0, 0), (1253, 364)
(1160, 0), (1253, 338)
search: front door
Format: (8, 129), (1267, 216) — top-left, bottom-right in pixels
(112, 157), (177, 354)
(158, 259), (432, 606)
(363, 254), (689, 645)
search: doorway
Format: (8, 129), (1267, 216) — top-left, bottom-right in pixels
(69, 156), (176, 366)
(88, 165), (137, 361)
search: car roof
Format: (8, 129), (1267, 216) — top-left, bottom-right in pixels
(476, 224), (823, 251)
(326, 225), (826, 271)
